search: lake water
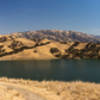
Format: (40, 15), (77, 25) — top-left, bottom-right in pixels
(0, 60), (100, 82)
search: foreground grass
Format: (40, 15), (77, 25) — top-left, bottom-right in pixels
(0, 78), (100, 100)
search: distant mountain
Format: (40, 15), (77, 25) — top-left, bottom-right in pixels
(11, 30), (100, 43)
(0, 30), (100, 60)
(95, 36), (100, 39)
(0, 36), (100, 60)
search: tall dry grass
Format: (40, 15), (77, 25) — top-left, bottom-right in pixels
(0, 78), (100, 100)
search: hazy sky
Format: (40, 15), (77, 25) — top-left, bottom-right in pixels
(0, 0), (100, 35)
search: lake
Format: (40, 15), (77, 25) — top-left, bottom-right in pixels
(0, 60), (100, 82)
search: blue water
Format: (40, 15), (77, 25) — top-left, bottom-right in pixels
(0, 60), (100, 82)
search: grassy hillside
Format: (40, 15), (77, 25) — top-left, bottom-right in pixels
(0, 34), (100, 60)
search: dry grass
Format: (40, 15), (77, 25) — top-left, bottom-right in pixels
(0, 78), (100, 100)
(0, 85), (25, 100)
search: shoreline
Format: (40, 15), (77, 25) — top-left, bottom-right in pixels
(0, 77), (100, 100)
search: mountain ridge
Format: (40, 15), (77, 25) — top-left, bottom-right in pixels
(0, 35), (100, 60)
(1, 30), (100, 43)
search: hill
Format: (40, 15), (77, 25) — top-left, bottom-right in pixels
(10, 30), (100, 43)
(0, 33), (100, 60)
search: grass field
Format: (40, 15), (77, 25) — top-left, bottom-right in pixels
(0, 78), (100, 100)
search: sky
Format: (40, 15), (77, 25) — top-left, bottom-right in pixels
(0, 0), (100, 35)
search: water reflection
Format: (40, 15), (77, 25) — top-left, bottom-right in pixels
(0, 60), (100, 82)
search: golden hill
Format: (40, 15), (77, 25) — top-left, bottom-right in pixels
(0, 35), (100, 60)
